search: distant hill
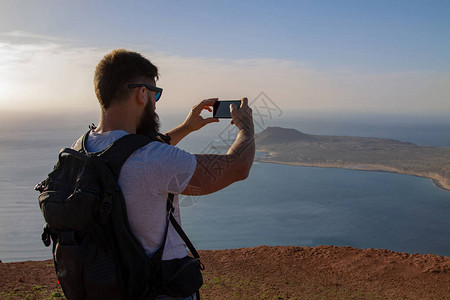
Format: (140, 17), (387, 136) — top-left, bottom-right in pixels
(256, 127), (314, 145)
(256, 126), (415, 147)
(255, 127), (450, 191)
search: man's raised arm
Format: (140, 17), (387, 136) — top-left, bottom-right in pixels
(183, 97), (255, 196)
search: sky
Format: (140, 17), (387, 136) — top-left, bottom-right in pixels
(0, 0), (449, 116)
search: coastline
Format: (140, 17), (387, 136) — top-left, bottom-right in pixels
(255, 157), (450, 192)
(432, 178), (450, 191)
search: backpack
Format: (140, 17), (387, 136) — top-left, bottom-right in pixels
(35, 130), (204, 299)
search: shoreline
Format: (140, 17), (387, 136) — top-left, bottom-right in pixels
(432, 178), (450, 191)
(255, 157), (450, 192)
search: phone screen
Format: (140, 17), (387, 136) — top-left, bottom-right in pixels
(213, 100), (241, 118)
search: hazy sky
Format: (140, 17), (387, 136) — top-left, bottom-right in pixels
(0, 0), (449, 115)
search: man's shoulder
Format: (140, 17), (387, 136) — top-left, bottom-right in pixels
(72, 130), (194, 161)
(139, 140), (194, 159)
(134, 140), (195, 174)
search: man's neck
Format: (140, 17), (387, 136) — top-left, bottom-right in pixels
(95, 105), (137, 134)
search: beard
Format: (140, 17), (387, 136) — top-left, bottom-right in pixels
(136, 100), (160, 136)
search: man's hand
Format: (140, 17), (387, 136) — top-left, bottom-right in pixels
(230, 97), (254, 133)
(164, 98), (219, 146)
(182, 98), (220, 132)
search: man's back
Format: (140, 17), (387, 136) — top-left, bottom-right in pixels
(76, 130), (197, 260)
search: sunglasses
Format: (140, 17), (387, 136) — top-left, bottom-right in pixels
(128, 83), (163, 102)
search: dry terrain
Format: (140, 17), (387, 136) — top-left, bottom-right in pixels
(1, 245), (449, 300)
(255, 127), (450, 191)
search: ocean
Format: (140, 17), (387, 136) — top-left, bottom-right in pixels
(0, 110), (449, 262)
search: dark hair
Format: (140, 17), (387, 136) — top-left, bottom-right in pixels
(94, 49), (159, 109)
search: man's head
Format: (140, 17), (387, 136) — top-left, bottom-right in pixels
(94, 49), (159, 109)
(94, 49), (160, 134)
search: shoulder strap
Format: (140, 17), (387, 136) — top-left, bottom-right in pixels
(169, 214), (202, 260)
(163, 194), (203, 262)
(100, 134), (156, 180)
(76, 130), (158, 180)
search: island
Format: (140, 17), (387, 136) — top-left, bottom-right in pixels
(255, 127), (450, 191)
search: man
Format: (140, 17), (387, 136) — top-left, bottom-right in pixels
(77, 49), (255, 299)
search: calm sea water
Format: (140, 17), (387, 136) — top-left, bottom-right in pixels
(0, 111), (449, 262)
(182, 163), (450, 256)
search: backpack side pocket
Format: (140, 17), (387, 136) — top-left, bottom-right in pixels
(54, 229), (122, 300)
(54, 240), (86, 300)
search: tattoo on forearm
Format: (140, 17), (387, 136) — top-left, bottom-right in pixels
(197, 155), (234, 182)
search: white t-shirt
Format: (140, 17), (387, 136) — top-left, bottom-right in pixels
(74, 130), (197, 260)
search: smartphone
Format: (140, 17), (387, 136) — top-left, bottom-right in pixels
(213, 100), (241, 118)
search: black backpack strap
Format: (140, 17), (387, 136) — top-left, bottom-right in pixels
(99, 133), (156, 180)
(76, 130), (158, 180)
(72, 131), (89, 152)
(169, 214), (202, 261)
(162, 194), (203, 264)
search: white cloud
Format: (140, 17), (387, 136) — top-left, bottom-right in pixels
(0, 41), (102, 112)
(0, 36), (449, 116)
(155, 54), (450, 115)
(2, 31), (76, 42)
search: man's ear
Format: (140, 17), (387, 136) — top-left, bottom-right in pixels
(135, 86), (147, 107)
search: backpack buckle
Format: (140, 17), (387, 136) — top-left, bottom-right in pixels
(197, 259), (205, 271)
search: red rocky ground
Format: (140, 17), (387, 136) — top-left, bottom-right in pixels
(1, 245), (449, 299)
